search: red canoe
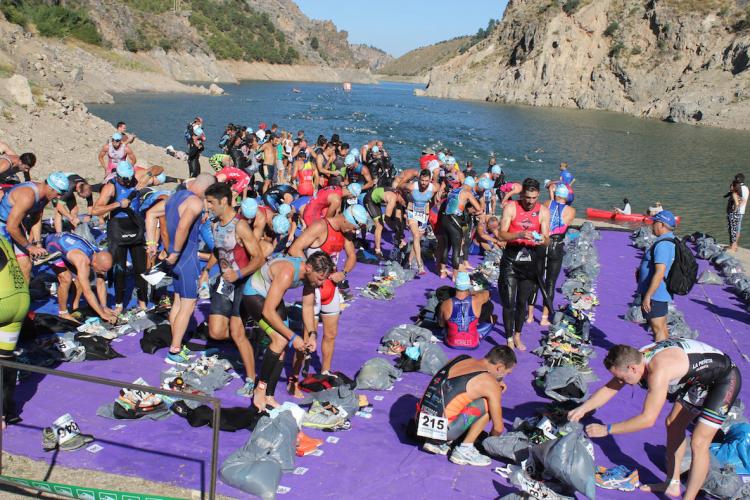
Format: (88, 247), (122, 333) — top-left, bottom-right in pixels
(586, 208), (681, 224)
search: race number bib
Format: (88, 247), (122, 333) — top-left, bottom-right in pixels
(416, 412), (448, 441)
(52, 413), (81, 445)
(408, 210), (428, 224)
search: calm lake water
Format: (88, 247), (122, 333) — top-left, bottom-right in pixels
(89, 81), (750, 247)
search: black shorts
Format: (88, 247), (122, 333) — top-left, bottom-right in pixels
(261, 164), (276, 181)
(209, 277), (247, 318)
(364, 190), (382, 220)
(642, 300), (668, 320)
(683, 365), (742, 429)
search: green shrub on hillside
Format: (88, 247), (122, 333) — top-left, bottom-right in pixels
(1, 1), (102, 45)
(562, 0), (581, 15)
(604, 21), (620, 37)
(123, 0), (173, 14)
(188, 0), (298, 64)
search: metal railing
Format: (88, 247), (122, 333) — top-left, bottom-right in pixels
(0, 359), (222, 499)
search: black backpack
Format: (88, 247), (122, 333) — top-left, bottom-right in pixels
(650, 237), (698, 296)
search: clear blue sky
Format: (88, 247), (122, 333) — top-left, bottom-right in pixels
(295, 0), (508, 57)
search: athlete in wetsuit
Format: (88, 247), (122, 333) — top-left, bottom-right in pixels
(439, 177), (481, 279)
(286, 205), (367, 393)
(529, 183), (576, 326)
(415, 346), (516, 466)
(201, 183), (264, 397)
(92, 161), (148, 312)
(0, 236), (30, 428)
(0, 152), (35, 186)
(242, 252), (334, 410)
(145, 174), (215, 364)
(51, 173), (93, 233)
(497, 178), (550, 351)
(569, 340), (742, 500)
(44, 232), (115, 323)
(0, 173), (69, 282)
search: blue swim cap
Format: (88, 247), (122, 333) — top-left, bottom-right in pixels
(194, 127), (204, 136)
(446, 156), (456, 166)
(112, 132), (123, 141)
(347, 182), (362, 198)
(345, 153), (357, 166)
(554, 183), (570, 199)
(455, 272), (471, 291)
(561, 171), (574, 184)
(371, 146), (380, 154)
(344, 204), (369, 226)
(272, 214), (290, 236)
(479, 177), (493, 191)
(278, 203), (291, 217)
(241, 198), (258, 219)
(438, 152), (447, 163)
(464, 176), (476, 188)
(116, 161), (134, 179)
(156, 172), (167, 184)
(491, 165), (502, 175)
(46, 172), (70, 194)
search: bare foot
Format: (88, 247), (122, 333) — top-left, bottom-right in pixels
(513, 334), (527, 351)
(640, 481), (681, 498)
(506, 339), (516, 351)
(287, 378), (304, 399)
(252, 383), (267, 411)
(540, 316), (550, 326)
(59, 312), (80, 323)
(265, 396), (281, 409)
(526, 315), (534, 324)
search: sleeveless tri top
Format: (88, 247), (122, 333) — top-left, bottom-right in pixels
(549, 200), (569, 236)
(507, 200), (541, 246)
(639, 339), (733, 389)
(212, 216), (250, 274)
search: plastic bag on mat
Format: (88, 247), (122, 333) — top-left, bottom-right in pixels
(302, 384), (359, 417)
(533, 425), (596, 499)
(355, 357), (402, 390)
(543, 366), (588, 403)
(73, 221), (97, 246)
(483, 431), (531, 463)
(242, 412), (298, 471)
(698, 270), (724, 285)
(382, 324), (432, 346)
(220, 458), (281, 499)
(711, 423), (750, 475)
(419, 342), (448, 376)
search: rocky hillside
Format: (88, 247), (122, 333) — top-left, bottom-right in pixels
(380, 36), (472, 76)
(350, 44), (393, 71)
(423, 0), (750, 130)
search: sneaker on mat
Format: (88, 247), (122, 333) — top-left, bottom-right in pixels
(509, 465), (567, 499)
(449, 445), (491, 466)
(296, 431), (323, 456)
(235, 378), (255, 397)
(165, 345), (194, 365)
(32, 251), (61, 266)
(302, 401), (347, 430)
(423, 440), (451, 455)
(595, 465), (640, 491)
(42, 427), (57, 451)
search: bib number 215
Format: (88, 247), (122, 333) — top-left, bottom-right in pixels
(417, 412), (448, 441)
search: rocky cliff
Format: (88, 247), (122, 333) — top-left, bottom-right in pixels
(424, 0), (750, 130)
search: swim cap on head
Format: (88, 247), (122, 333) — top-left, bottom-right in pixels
(272, 214), (290, 235)
(491, 165), (502, 175)
(371, 146), (380, 154)
(479, 177), (494, 191)
(278, 203), (292, 217)
(46, 172), (70, 194)
(156, 172), (167, 184)
(112, 132), (123, 141)
(241, 198), (259, 219)
(344, 204), (369, 227)
(193, 127), (204, 136)
(438, 152), (447, 163)
(345, 153), (356, 166)
(464, 176), (476, 188)
(554, 183), (570, 199)
(561, 171), (574, 184)
(116, 161), (134, 179)
(427, 159), (440, 172)
(455, 272), (471, 291)
(256, 129), (266, 142)
(347, 182), (362, 198)
(446, 156), (456, 166)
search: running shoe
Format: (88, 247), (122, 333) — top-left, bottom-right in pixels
(296, 431), (324, 456)
(302, 401), (348, 430)
(508, 465), (568, 499)
(423, 441), (451, 455)
(595, 465), (640, 491)
(235, 378), (255, 397)
(449, 445), (491, 466)
(165, 345), (194, 366)
(42, 427), (57, 451)
(32, 251), (61, 266)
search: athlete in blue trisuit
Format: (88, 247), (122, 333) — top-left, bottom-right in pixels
(44, 232), (116, 324)
(144, 173), (216, 365)
(401, 169), (438, 275)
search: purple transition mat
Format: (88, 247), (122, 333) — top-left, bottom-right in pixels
(4, 230), (749, 499)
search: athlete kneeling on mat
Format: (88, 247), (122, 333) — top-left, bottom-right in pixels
(569, 340), (742, 500)
(415, 346), (516, 466)
(439, 272), (495, 350)
(45, 232), (116, 323)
